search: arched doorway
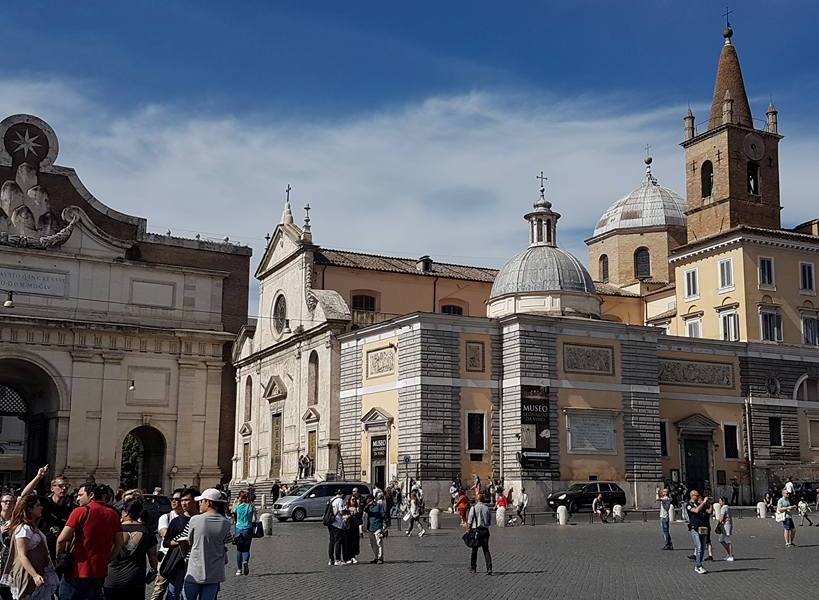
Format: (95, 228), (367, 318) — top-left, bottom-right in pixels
(0, 358), (62, 488)
(120, 426), (166, 492)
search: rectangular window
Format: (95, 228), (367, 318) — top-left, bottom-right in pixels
(723, 423), (739, 459)
(466, 412), (486, 452)
(769, 416), (783, 447)
(685, 268), (699, 299)
(759, 257), (775, 288)
(719, 258), (733, 290)
(686, 317), (701, 338)
(242, 442), (251, 479)
(809, 420), (819, 449)
(352, 294), (377, 312)
(659, 421), (668, 457)
(803, 315), (819, 346)
(761, 311), (783, 342)
(720, 311), (739, 341)
(800, 262), (815, 293)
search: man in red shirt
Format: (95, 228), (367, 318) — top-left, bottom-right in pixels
(56, 483), (123, 600)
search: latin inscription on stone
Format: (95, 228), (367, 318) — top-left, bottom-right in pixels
(568, 413), (616, 453)
(366, 347), (395, 378)
(0, 266), (66, 297)
(563, 343), (614, 375)
(658, 359), (733, 388)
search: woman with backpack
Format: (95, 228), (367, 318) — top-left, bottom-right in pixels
(404, 490), (426, 538)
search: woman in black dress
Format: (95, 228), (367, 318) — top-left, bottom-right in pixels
(104, 500), (158, 600)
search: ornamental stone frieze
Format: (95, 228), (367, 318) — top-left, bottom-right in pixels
(563, 343), (614, 375)
(658, 358), (734, 388)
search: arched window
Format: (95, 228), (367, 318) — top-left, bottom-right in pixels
(599, 254), (609, 283)
(536, 219), (543, 243)
(546, 219), (552, 243)
(747, 161), (760, 195)
(701, 160), (713, 198)
(441, 304), (464, 315)
(351, 294), (377, 312)
(634, 247), (651, 280)
(796, 376), (819, 402)
(307, 351), (319, 406)
(244, 376), (253, 423)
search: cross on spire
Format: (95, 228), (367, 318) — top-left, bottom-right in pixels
(644, 143), (651, 157)
(536, 170), (548, 191)
(723, 6), (733, 28)
(286, 184), (292, 202)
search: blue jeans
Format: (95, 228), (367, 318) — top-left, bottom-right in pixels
(59, 577), (104, 600)
(689, 529), (704, 568)
(182, 581), (220, 600)
(660, 517), (672, 547)
(236, 527), (253, 569)
(166, 568), (186, 600)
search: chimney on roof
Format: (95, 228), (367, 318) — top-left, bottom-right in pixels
(416, 255), (433, 273)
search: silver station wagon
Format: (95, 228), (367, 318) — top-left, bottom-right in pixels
(272, 481), (372, 522)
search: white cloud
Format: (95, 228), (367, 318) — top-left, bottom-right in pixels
(1, 77), (817, 314)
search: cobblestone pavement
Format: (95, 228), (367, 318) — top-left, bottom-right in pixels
(208, 514), (819, 600)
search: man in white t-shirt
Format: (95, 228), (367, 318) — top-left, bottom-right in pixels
(150, 488), (186, 600)
(515, 488), (529, 524)
(657, 487), (673, 550)
(785, 478), (795, 495)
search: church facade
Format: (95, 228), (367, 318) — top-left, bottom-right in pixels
(232, 27), (819, 508)
(0, 114), (251, 492)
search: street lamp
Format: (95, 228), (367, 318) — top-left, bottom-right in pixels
(2, 291), (13, 309)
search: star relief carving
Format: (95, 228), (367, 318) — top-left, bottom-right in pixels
(12, 129), (42, 158)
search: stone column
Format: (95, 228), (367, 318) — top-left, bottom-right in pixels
(95, 352), (126, 488)
(64, 350), (103, 484)
(174, 359), (201, 486)
(200, 361), (225, 487)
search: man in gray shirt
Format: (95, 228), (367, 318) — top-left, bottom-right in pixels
(466, 492), (493, 575)
(179, 488), (233, 600)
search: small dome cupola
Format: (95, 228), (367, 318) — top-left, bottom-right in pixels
(526, 171), (560, 247)
(488, 172), (600, 320)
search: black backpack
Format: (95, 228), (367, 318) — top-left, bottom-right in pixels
(322, 500), (335, 526)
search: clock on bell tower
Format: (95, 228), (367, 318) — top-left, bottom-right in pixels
(681, 27), (783, 242)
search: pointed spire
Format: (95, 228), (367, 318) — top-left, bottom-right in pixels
(280, 184), (294, 225)
(708, 26), (753, 129)
(301, 203), (312, 243)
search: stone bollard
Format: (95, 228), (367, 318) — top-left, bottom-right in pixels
(612, 504), (624, 522)
(668, 506), (675, 522)
(260, 493), (267, 509)
(496, 506), (506, 527)
(557, 505), (569, 525)
(260, 512), (273, 535)
(429, 508), (440, 530)
(757, 501), (767, 519)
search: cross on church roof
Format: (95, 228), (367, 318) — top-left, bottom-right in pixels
(536, 170), (548, 191)
(723, 6), (733, 28)
(286, 184), (292, 202)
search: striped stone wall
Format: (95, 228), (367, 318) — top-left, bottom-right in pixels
(621, 337), (662, 481)
(339, 340), (362, 479)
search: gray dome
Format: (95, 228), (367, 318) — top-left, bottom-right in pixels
(490, 245), (596, 298)
(593, 170), (685, 238)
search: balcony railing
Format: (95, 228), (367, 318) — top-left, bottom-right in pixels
(351, 309), (400, 328)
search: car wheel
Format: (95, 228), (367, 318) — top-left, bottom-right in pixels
(276, 517), (289, 522)
(291, 508), (307, 522)
(568, 501), (578, 514)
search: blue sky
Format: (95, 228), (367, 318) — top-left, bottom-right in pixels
(2, 1), (819, 304)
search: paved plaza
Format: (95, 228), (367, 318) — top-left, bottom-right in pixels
(214, 513), (819, 599)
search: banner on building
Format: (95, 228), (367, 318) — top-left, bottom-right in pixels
(520, 385), (550, 465)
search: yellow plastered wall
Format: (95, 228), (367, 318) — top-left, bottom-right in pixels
(599, 295), (644, 325)
(460, 388), (494, 481)
(358, 336), (400, 480)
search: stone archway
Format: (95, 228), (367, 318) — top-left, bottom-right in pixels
(0, 357), (63, 487)
(120, 426), (166, 492)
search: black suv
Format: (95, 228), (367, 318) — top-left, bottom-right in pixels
(547, 482), (627, 513)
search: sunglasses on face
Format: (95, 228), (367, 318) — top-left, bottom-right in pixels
(171, 497), (182, 501)
(53, 484), (69, 489)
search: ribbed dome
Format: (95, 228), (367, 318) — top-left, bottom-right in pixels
(490, 245), (596, 298)
(592, 166), (686, 238)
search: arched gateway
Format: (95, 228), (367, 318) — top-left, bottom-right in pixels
(120, 426), (166, 492)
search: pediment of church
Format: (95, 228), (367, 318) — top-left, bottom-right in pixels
(675, 413), (719, 436)
(255, 223), (305, 279)
(263, 375), (287, 402)
(302, 406), (320, 423)
(239, 422), (253, 437)
(361, 407), (394, 429)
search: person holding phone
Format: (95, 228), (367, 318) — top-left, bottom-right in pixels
(685, 490), (712, 574)
(777, 489), (799, 547)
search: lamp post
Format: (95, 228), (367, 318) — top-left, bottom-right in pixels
(1, 290), (14, 308)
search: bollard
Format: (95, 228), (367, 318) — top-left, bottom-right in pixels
(557, 505), (569, 525)
(260, 512), (273, 535)
(429, 508), (440, 530)
(496, 506), (506, 527)
(260, 493), (267, 509)
(669, 506), (675, 522)
(757, 501), (767, 519)
(612, 505), (624, 522)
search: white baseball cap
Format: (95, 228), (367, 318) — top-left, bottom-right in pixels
(195, 488), (226, 503)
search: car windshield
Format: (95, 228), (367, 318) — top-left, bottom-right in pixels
(566, 484), (586, 492)
(286, 484), (315, 498)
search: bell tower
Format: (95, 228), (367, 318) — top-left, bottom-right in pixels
(681, 27), (783, 241)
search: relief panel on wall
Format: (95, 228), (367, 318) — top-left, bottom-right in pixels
(366, 346), (396, 378)
(563, 343), (614, 376)
(658, 359), (733, 388)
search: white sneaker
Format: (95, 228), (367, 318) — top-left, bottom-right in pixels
(695, 566), (707, 574)
(419, 530), (426, 537)
(334, 560), (345, 566)
(726, 556), (735, 561)
(350, 558), (358, 564)
(328, 560), (334, 566)
(235, 569), (242, 576)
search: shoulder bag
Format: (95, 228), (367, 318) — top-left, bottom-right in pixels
(461, 510), (481, 548)
(252, 521), (264, 538)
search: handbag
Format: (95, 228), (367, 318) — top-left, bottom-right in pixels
(714, 522), (724, 535)
(775, 510), (786, 522)
(461, 511), (481, 548)
(252, 522), (264, 538)
(159, 545), (185, 579)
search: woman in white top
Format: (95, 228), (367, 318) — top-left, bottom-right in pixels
(0, 495), (58, 599)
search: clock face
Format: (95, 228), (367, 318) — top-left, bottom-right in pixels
(743, 133), (765, 161)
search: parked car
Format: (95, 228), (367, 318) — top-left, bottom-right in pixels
(272, 481), (371, 522)
(141, 494), (172, 533)
(547, 482), (627, 513)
